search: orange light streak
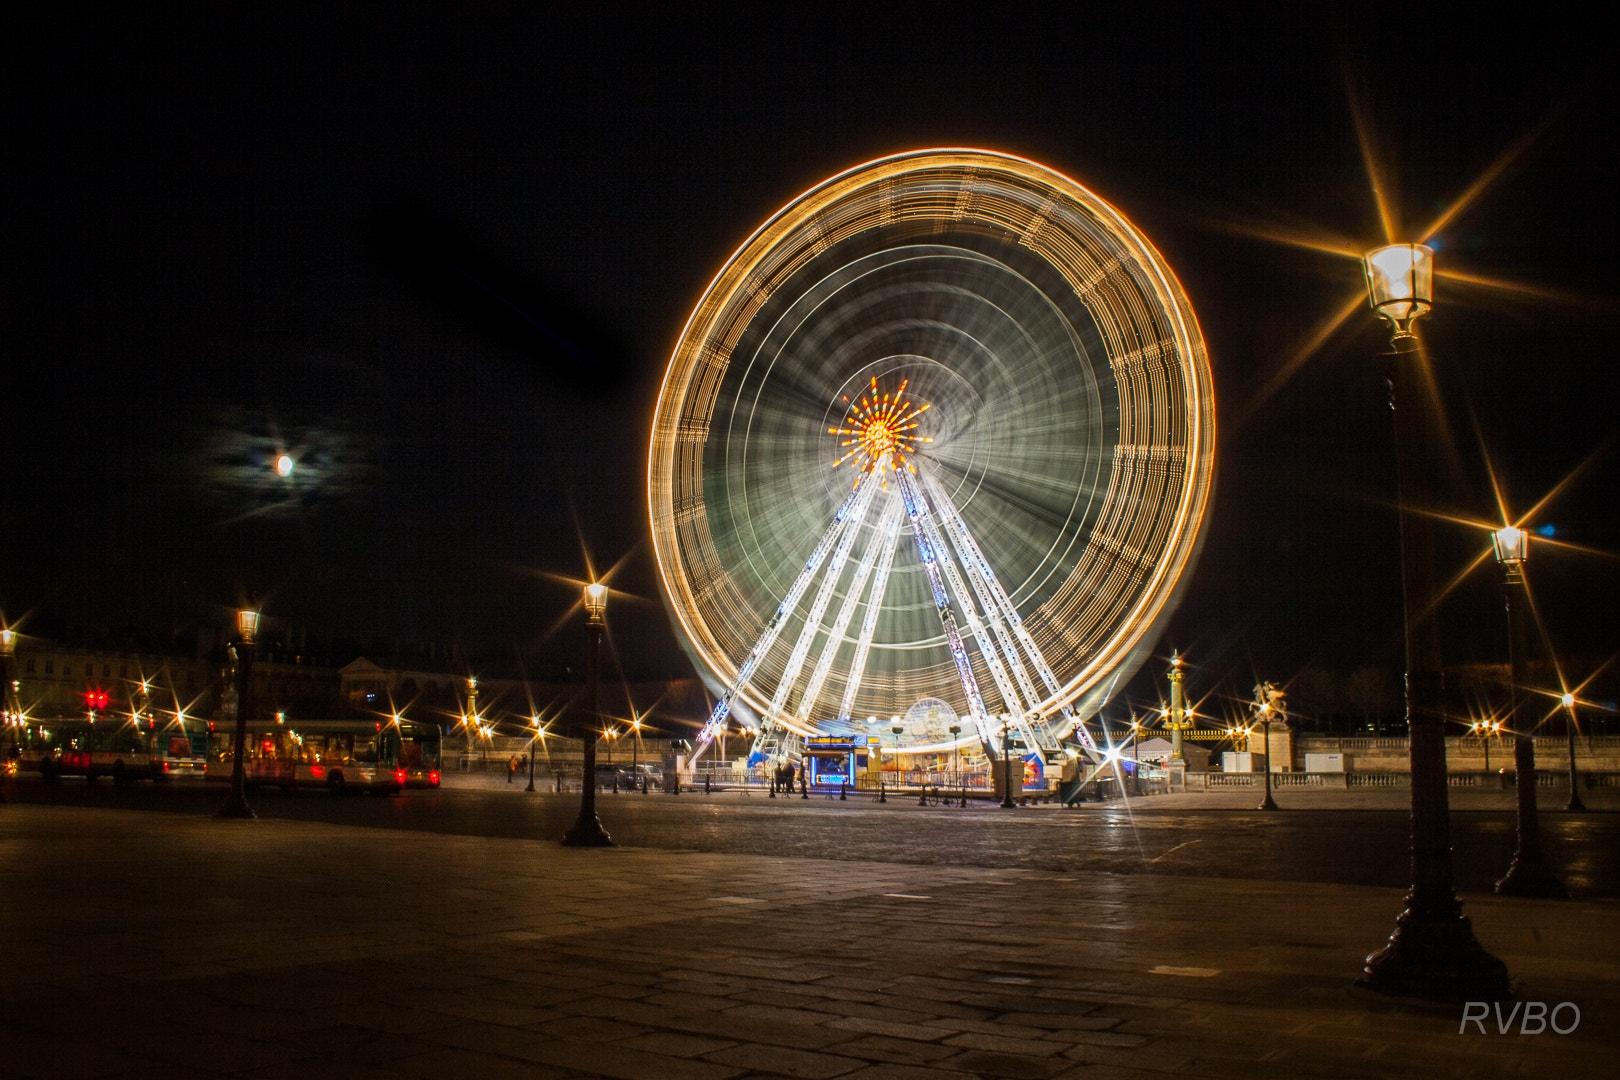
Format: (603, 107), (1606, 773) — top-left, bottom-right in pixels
(828, 376), (932, 474)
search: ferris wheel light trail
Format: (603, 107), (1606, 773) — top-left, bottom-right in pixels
(835, 498), (904, 725)
(650, 149), (1214, 766)
(697, 470), (875, 743)
(797, 495), (905, 728)
(760, 478), (881, 725)
(895, 464), (994, 744)
(924, 471), (1098, 754)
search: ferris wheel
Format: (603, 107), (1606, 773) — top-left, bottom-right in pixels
(648, 149), (1214, 764)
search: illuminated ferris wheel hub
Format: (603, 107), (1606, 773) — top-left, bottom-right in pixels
(648, 149), (1215, 767)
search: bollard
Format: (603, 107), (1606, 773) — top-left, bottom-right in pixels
(704, 775), (712, 795)
(878, 781), (886, 804)
(801, 775), (808, 799)
(839, 780), (847, 801)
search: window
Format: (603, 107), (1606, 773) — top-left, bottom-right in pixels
(45, 660), (54, 675)
(103, 664), (112, 678)
(119, 664), (128, 679)
(25, 659), (35, 674)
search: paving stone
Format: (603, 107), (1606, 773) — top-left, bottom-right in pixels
(380, 1047), (592, 1079)
(511, 1037), (747, 1080)
(838, 1066), (981, 1080)
(936, 1048), (1074, 1078)
(826, 1015), (951, 1042)
(826, 1034), (961, 1065)
(703, 1042), (868, 1078)
(530, 1015), (651, 1042)
(995, 1011), (1123, 1031)
(615, 1031), (740, 1058)
(943, 1030), (1072, 1057)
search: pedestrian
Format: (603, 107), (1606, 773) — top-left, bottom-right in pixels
(507, 755), (519, 783)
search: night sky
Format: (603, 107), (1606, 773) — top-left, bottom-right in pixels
(4, 8), (1615, 716)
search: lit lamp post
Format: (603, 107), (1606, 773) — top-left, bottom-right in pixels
(1469, 718), (1500, 774)
(999, 716), (1016, 808)
(217, 605), (259, 820)
(562, 582), (613, 846)
(1130, 718), (1141, 795)
(1561, 692), (1586, 813)
(1254, 705), (1278, 812)
(526, 715), (541, 793)
(630, 714), (642, 789)
(1, 627), (13, 804)
(949, 723), (962, 806)
(1492, 522), (1565, 895)
(1358, 242), (1508, 999)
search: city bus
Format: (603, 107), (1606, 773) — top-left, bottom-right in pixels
(396, 720), (442, 788)
(16, 715), (209, 783)
(206, 718), (437, 794)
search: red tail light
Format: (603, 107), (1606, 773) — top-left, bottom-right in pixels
(395, 770), (407, 785)
(429, 770), (440, 786)
(162, 760), (170, 772)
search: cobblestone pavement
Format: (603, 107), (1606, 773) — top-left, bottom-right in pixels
(10, 776), (1619, 898)
(1, 804), (1615, 1079)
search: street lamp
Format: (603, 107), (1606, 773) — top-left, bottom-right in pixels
(1357, 243), (1509, 1000)
(563, 582), (613, 846)
(1469, 719), (1500, 774)
(999, 716), (1016, 808)
(217, 604), (259, 820)
(892, 722), (904, 792)
(948, 723), (962, 806)
(1561, 692), (1586, 813)
(0, 626), (13, 804)
(1253, 700), (1278, 812)
(526, 714), (543, 793)
(630, 714), (642, 792)
(1129, 718), (1141, 795)
(1492, 522), (1565, 896)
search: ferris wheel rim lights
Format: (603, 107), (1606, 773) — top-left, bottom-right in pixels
(648, 148), (1215, 740)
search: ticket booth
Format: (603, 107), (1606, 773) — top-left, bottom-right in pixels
(804, 735), (876, 787)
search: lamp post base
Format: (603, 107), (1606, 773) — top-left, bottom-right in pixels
(1257, 792), (1278, 811)
(1360, 901), (1511, 1002)
(215, 792), (256, 820)
(561, 812), (614, 847)
(1564, 794), (1587, 813)
(1495, 855), (1568, 899)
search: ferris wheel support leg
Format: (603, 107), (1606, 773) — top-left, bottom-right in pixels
(922, 472), (1100, 759)
(798, 494), (903, 730)
(907, 469), (1033, 726)
(895, 468), (991, 733)
(697, 472), (874, 748)
(760, 478), (881, 726)
(835, 497), (905, 725)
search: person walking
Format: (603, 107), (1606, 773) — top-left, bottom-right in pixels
(507, 755), (519, 784)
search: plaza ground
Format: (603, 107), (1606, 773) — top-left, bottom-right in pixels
(1, 783), (1616, 1078)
